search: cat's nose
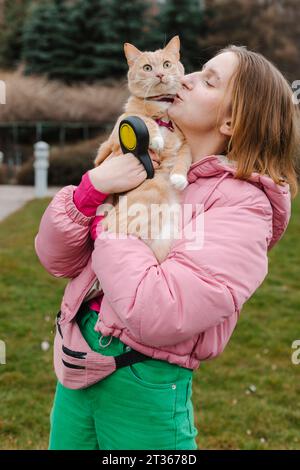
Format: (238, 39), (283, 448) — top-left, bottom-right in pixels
(156, 73), (164, 80)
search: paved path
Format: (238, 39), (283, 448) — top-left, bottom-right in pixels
(0, 185), (62, 222)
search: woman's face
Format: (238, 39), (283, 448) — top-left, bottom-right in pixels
(168, 51), (238, 137)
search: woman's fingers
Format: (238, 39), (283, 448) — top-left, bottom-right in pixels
(108, 149), (160, 166)
(104, 149), (159, 179)
(106, 152), (117, 160)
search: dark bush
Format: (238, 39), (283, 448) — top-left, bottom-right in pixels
(48, 152), (94, 186)
(0, 165), (7, 184)
(16, 158), (34, 185)
(16, 135), (106, 186)
(17, 152), (96, 186)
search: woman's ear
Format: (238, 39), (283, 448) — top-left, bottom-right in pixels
(124, 43), (142, 66)
(219, 119), (233, 137)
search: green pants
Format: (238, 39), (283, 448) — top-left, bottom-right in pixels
(48, 302), (198, 450)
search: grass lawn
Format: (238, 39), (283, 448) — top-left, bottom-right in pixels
(0, 193), (299, 450)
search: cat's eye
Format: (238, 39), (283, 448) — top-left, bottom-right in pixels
(163, 61), (172, 69)
(143, 64), (152, 72)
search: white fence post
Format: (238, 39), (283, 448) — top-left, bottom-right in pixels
(34, 141), (49, 198)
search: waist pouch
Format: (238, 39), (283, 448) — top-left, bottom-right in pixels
(54, 309), (151, 390)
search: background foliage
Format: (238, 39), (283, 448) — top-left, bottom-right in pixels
(1, 0), (299, 83)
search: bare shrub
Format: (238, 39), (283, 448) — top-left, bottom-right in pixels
(0, 64), (129, 123)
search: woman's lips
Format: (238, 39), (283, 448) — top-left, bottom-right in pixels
(174, 93), (183, 102)
(146, 94), (175, 103)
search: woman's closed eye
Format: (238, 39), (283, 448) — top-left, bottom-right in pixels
(200, 70), (214, 88)
(203, 79), (214, 87)
(199, 70), (215, 87)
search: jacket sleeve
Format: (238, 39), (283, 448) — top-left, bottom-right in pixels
(91, 198), (272, 348)
(34, 171), (109, 279)
(34, 185), (95, 279)
(73, 171), (109, 217)
(192, 310), (239, 361)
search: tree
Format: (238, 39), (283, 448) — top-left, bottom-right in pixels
(200, 0), (300, 82)
(22, 0), (154, 82)
(0, 0), (33, 68)
(103, 0), (152, 76)
(22, 0), (114, 82)
(22, 1), (72, 78)
(63, 0), (115, 82)
(153, 0), (206, 73)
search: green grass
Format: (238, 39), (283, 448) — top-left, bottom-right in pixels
(0, 198), (67, 450)
(0, 195), (299, 449)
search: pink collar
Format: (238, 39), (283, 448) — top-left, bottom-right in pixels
(155, 118), (174, 132)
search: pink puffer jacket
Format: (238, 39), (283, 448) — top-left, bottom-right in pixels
(34, 154), (291, 370)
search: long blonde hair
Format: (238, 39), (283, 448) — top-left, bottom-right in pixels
(216, 45), (299, 199)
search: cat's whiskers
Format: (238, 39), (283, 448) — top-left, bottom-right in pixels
(142, 81), (156, 106)
(130, 79), (155, 97)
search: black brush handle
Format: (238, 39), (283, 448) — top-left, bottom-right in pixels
(118, 116), (154, 179)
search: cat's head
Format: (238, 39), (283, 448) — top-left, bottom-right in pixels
(124, 36), (184, 110)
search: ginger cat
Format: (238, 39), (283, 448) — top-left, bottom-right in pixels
(93, 36), (192, 264)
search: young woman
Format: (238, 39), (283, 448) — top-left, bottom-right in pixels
(35, 45), (299, 450)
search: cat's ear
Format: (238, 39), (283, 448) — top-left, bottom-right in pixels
(164, 36), (180, 60)
(124, 43), (142, 66)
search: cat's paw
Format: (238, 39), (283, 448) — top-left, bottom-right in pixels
(150, 134), (164, 152)
(170, 173), (188, 191)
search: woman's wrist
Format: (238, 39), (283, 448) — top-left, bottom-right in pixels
(73, 171), (110, 217)
(88, 167), (112, 194)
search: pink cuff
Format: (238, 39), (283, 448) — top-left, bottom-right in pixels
(73, 171), (109, 217)
(90, 215), (105, 241)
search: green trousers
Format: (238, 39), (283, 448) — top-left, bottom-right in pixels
(48, 302), (198, 450)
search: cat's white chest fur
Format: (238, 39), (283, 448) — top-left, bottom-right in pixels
(150, 123), (188, 192)
(162, 126), (181, 151)
(149, 119), (181, 153)
(149, 121), (188, 191)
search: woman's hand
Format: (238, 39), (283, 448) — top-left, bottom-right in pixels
(88, 150), (160, 194)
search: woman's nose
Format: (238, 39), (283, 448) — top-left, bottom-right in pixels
(180, 74), (193, 90)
